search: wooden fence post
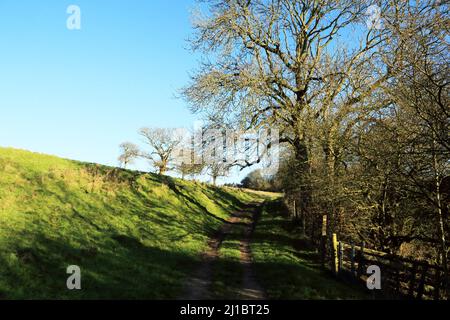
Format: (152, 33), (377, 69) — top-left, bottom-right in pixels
(416, 264), (429, 300)
(434, 269), (441, 300)
(332, 233), (339, 275)
(321, 215), (327, 237)
(350, 243), (356, 276)
(408, 262), (418, 298)
(338, 241), (344, 274)
(395, 260), (401, 294)
(356, 241), (365, 278)
(320, 215), (327, 268)
(293, 200), (297, 220)
(302, 213), (306, 237)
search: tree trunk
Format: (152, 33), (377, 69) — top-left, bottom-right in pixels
(324, 139), (337, 234)
(293, 136), (311, 236)
(433, 138), (448, 293)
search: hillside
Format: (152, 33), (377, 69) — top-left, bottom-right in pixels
(0, 147), (267, 299)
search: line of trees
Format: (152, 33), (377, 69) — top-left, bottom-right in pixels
(240, 169), (279, 192)
(118, 127), (230, 185)
(182, 0), (449, 281)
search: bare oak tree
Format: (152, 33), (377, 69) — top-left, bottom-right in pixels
(118, 142), (140, 169)
(139, 128), (183, 175)
(183, 0), (390, 222)
(207, 161), (230, 186)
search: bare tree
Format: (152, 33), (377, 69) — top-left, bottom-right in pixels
(118, 142), (140, 169)
(383, 0), (450, 282)
(139, 128), (183, 175)
(171, 127), (206, 179)
(183, 0), (390, 224)
(175, 162), (205, 180)
(207, 161), (230, 186)
(268, 0), (449, 269)
(173, 145), (205, 179)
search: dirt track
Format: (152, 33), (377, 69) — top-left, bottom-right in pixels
(181, 203), (266, 300)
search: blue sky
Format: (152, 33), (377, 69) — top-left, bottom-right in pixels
(0, 1), (371, 184)
(0, 0), (253, 183)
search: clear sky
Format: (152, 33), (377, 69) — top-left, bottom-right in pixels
(0, 0), (254, 183)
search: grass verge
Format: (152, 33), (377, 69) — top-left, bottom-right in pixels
(251, 199), (371, 299)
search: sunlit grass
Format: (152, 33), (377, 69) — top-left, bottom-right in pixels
(251, 199), (371, 300)
(0, 147), (261, 299)
(212, 224), (246, 299)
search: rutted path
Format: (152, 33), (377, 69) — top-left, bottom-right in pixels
(180, 202), (266, 300)
(238, 205), (266, 300)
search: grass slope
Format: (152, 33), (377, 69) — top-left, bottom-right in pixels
(0, 147), (265, 299)
(251, 199), (371, 300)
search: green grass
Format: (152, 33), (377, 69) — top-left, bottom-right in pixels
(211, 223), (246, 299)
(251, 199), (371, 300)
(0, 147), (370, 300)
(0, 147), (263, 299)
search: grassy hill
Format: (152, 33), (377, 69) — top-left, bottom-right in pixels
(0, 147), (266, 299)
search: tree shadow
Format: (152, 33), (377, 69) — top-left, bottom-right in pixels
(0, 232), (203, 299)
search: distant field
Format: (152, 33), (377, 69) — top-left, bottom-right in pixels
(0, 147), (268, 299)
(240, 188), (283, 199)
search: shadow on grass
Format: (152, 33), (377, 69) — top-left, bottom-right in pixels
(0, 232), (200, 299)
(250, 199), (373, 300)
(30, 169), (231, 240)
(1, 159), (274, 300)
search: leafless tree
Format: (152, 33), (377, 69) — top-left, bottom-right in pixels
(139, 128), (183, 175)
(207, 161), (230, 186)
(270, 0), (449, 273)
(183, 0), (390, 223)
(118, 142), (140, 169)
(383, 0), (449, 281)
